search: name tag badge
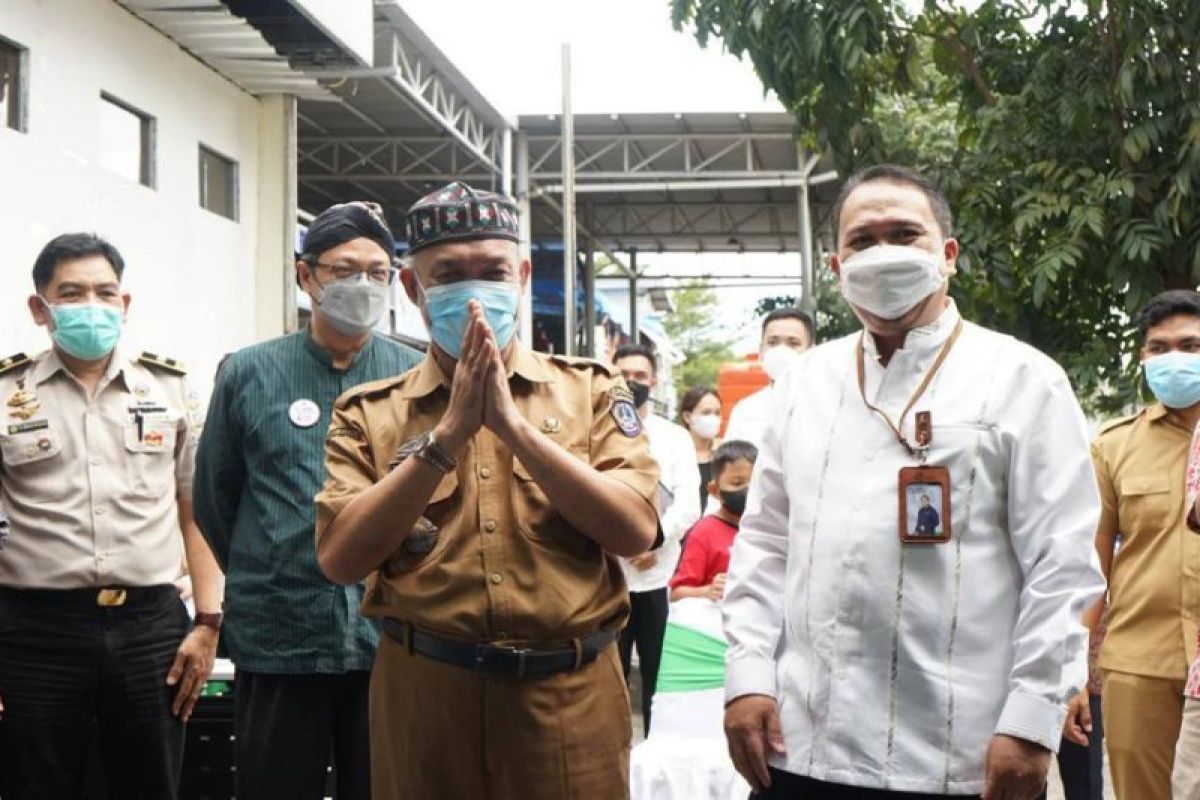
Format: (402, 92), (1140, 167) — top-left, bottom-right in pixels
(898, 465), (952, 545)
(289, 399), (321, 429)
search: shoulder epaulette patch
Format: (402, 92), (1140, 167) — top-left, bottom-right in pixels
(0, 353), (31, 376)
(549, 354), (616, 376)
(138, 352), (187, 376)
(1098, 411), (1141, 435)
(333, 375), (407, 410)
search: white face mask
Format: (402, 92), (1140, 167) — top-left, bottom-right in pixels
(839, 244), (947, 320)
(761, 345), (803, 381)
(689, 413), (722, 440)
(316, 273), (389, 336)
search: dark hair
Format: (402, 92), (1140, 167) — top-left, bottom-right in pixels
(1135, 289), (1200, 339)
(761, 307), (815, 346)
(613, 343), (657, 375)
(831, 164), (953, 243)
(679, 385), (720, 420)
(712, 439), (758, 480)
(32, 233), (125, 292)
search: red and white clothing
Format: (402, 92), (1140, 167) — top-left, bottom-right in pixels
(670, 516), (738, 589)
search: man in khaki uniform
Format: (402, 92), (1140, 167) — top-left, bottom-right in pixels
(315, 182), (660, 799)
(1092, 289), (1200, 799)
(0, 233), (223, 798)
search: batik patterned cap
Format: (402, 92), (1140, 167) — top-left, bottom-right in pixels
(402, 181), (520, 255)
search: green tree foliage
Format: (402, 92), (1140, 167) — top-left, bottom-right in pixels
(663, 283), (737, 389)
(754, 259), (859, 341)
(672, 0), (1200, 412)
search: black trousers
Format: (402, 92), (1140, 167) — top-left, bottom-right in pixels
(755, 769), (981, 799)
(1037, 692), (1105, 800)
(0, 585), (188, 800)
(234, 670), (372, 800)
(618, 586), (669, 736)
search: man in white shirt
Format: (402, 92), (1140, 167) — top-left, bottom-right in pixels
(613, 344), (702, 735)
(723, 307), (814, 449)
(722, 165), (1104, 799)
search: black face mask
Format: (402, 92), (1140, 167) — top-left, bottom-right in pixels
(720, 488), (748, 516)
(628, 380), (652, 408)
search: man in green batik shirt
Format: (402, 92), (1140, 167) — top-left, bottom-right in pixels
(194, 202), (421, 799)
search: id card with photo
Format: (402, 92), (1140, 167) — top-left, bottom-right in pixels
(898, 465), (952, 544)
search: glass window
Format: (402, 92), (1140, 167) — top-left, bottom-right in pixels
(199, 145), (238, 221)
(0, 37), (26, 132)
(98, 93), (155, 186)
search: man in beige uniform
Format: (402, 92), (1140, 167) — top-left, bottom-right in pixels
(315, 182), (660, 799)
(1092, 288), (1200, 798)
(0, 233), (222, 798)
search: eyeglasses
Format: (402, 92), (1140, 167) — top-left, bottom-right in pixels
(313, 262), (397, 285)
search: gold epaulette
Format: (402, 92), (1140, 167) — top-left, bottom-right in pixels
(0, 353), (31, 376)
(138, 352), (187, 376)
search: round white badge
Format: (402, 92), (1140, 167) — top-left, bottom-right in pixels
(288, 399), (321, 429)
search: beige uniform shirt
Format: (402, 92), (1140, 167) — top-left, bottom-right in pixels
(1093, 403), (1200, 679)
(0, 346), (201, 589)
(315, 345), (660, 644)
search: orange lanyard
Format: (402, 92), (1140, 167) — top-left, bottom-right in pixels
(854, 319), (964, 460)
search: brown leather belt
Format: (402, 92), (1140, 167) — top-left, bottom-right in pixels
(382, 618), (617, 678)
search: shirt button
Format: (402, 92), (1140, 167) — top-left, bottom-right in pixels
(91, 458), (102, 466)
(25, 446), (36, 457)
(480, 467), (492, 479)
(489, 573), (503, 585)
(94, 507), (106, 516)
(484, 520), (497, 533)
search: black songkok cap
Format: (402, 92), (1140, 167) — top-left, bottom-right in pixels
(403, 182), (520, 255)
(300, 201), (395, 261)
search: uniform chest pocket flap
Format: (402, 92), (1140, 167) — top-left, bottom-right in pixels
(1119, 474), (1172, 532)
(512, 445), (594, 551)
(1121, 475), (1169, 497)
(123, 419), (179, 454)
(0, 428), (63, 466)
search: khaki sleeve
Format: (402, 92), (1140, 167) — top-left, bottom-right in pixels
(588, 371), (660, 511)
(315, 401), (380, 544)
(173, 376), (202, 502)
(1090, 438), (1119, 543)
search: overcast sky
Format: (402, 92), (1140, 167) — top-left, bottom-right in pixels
(405, 1), (800, 355)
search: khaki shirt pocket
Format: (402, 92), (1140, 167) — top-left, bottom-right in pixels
(1118, 474), (1172, 534)
(0, 426), (64, 501)
(382, 471), (459, 577)
(122, 419), (179, 494)
(511, 445), (598, 557)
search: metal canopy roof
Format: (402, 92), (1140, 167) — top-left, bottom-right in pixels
(520, 112), (838, 253)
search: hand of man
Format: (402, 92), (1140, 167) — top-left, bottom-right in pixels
(1062, 690), (1092, 747)
(435, 301), (490, 454)
(166, 625), (219, 722)
(707, 573), (727, 601)
(725, 694), (786, 794)
(982, 734), (1051, 800)
(479, 316), (524, 442)
(629, 552), (658, 571)
(174, 574), (194, 602)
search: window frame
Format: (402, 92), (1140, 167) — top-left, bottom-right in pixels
(98, 91), (157, 188)
(197, 143), (239, 222)
(0, 34), (29, 133)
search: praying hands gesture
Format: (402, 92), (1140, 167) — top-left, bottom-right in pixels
(434, 301), (522, 455)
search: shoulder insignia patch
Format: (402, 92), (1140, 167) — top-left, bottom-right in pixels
(1098, 411), (1142, 435)
(610, 395), (643, 438)
(0, 353), (31, 376)
(138, 352), (187, 376)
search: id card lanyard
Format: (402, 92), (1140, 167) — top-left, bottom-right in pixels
(855, 319), (964, 543)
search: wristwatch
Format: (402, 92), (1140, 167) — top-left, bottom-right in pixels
(194, 611), (223, 631)
(413, 431), (458, 474)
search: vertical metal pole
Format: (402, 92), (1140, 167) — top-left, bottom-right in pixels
(584, 234), (596, 358)
(501, 127), (513, 198)
(516, 130), (533, 344)
(561, 44), (577, 356)
(798, 147), (815, 314)
(628, 248), (639, 343)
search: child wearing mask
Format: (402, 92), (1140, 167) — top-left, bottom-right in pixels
(670, 440), (758, 602)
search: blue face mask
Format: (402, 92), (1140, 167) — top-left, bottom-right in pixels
(1144, 351), (1200, 409)
(43, 300), (124, 361)
(421, 279), (520, 358)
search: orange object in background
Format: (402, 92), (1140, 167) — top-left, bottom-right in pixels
(716, 356), (768, 437)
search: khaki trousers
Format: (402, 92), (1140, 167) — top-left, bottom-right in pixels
(1102, 670), (1185, 800)
(1174, 697), (1200, 800)
(369, 632), (631, 800)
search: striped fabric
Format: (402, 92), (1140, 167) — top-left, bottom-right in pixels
(194, 329), (421, 673)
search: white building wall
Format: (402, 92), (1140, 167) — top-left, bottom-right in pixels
(0, 0), (282, 395)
